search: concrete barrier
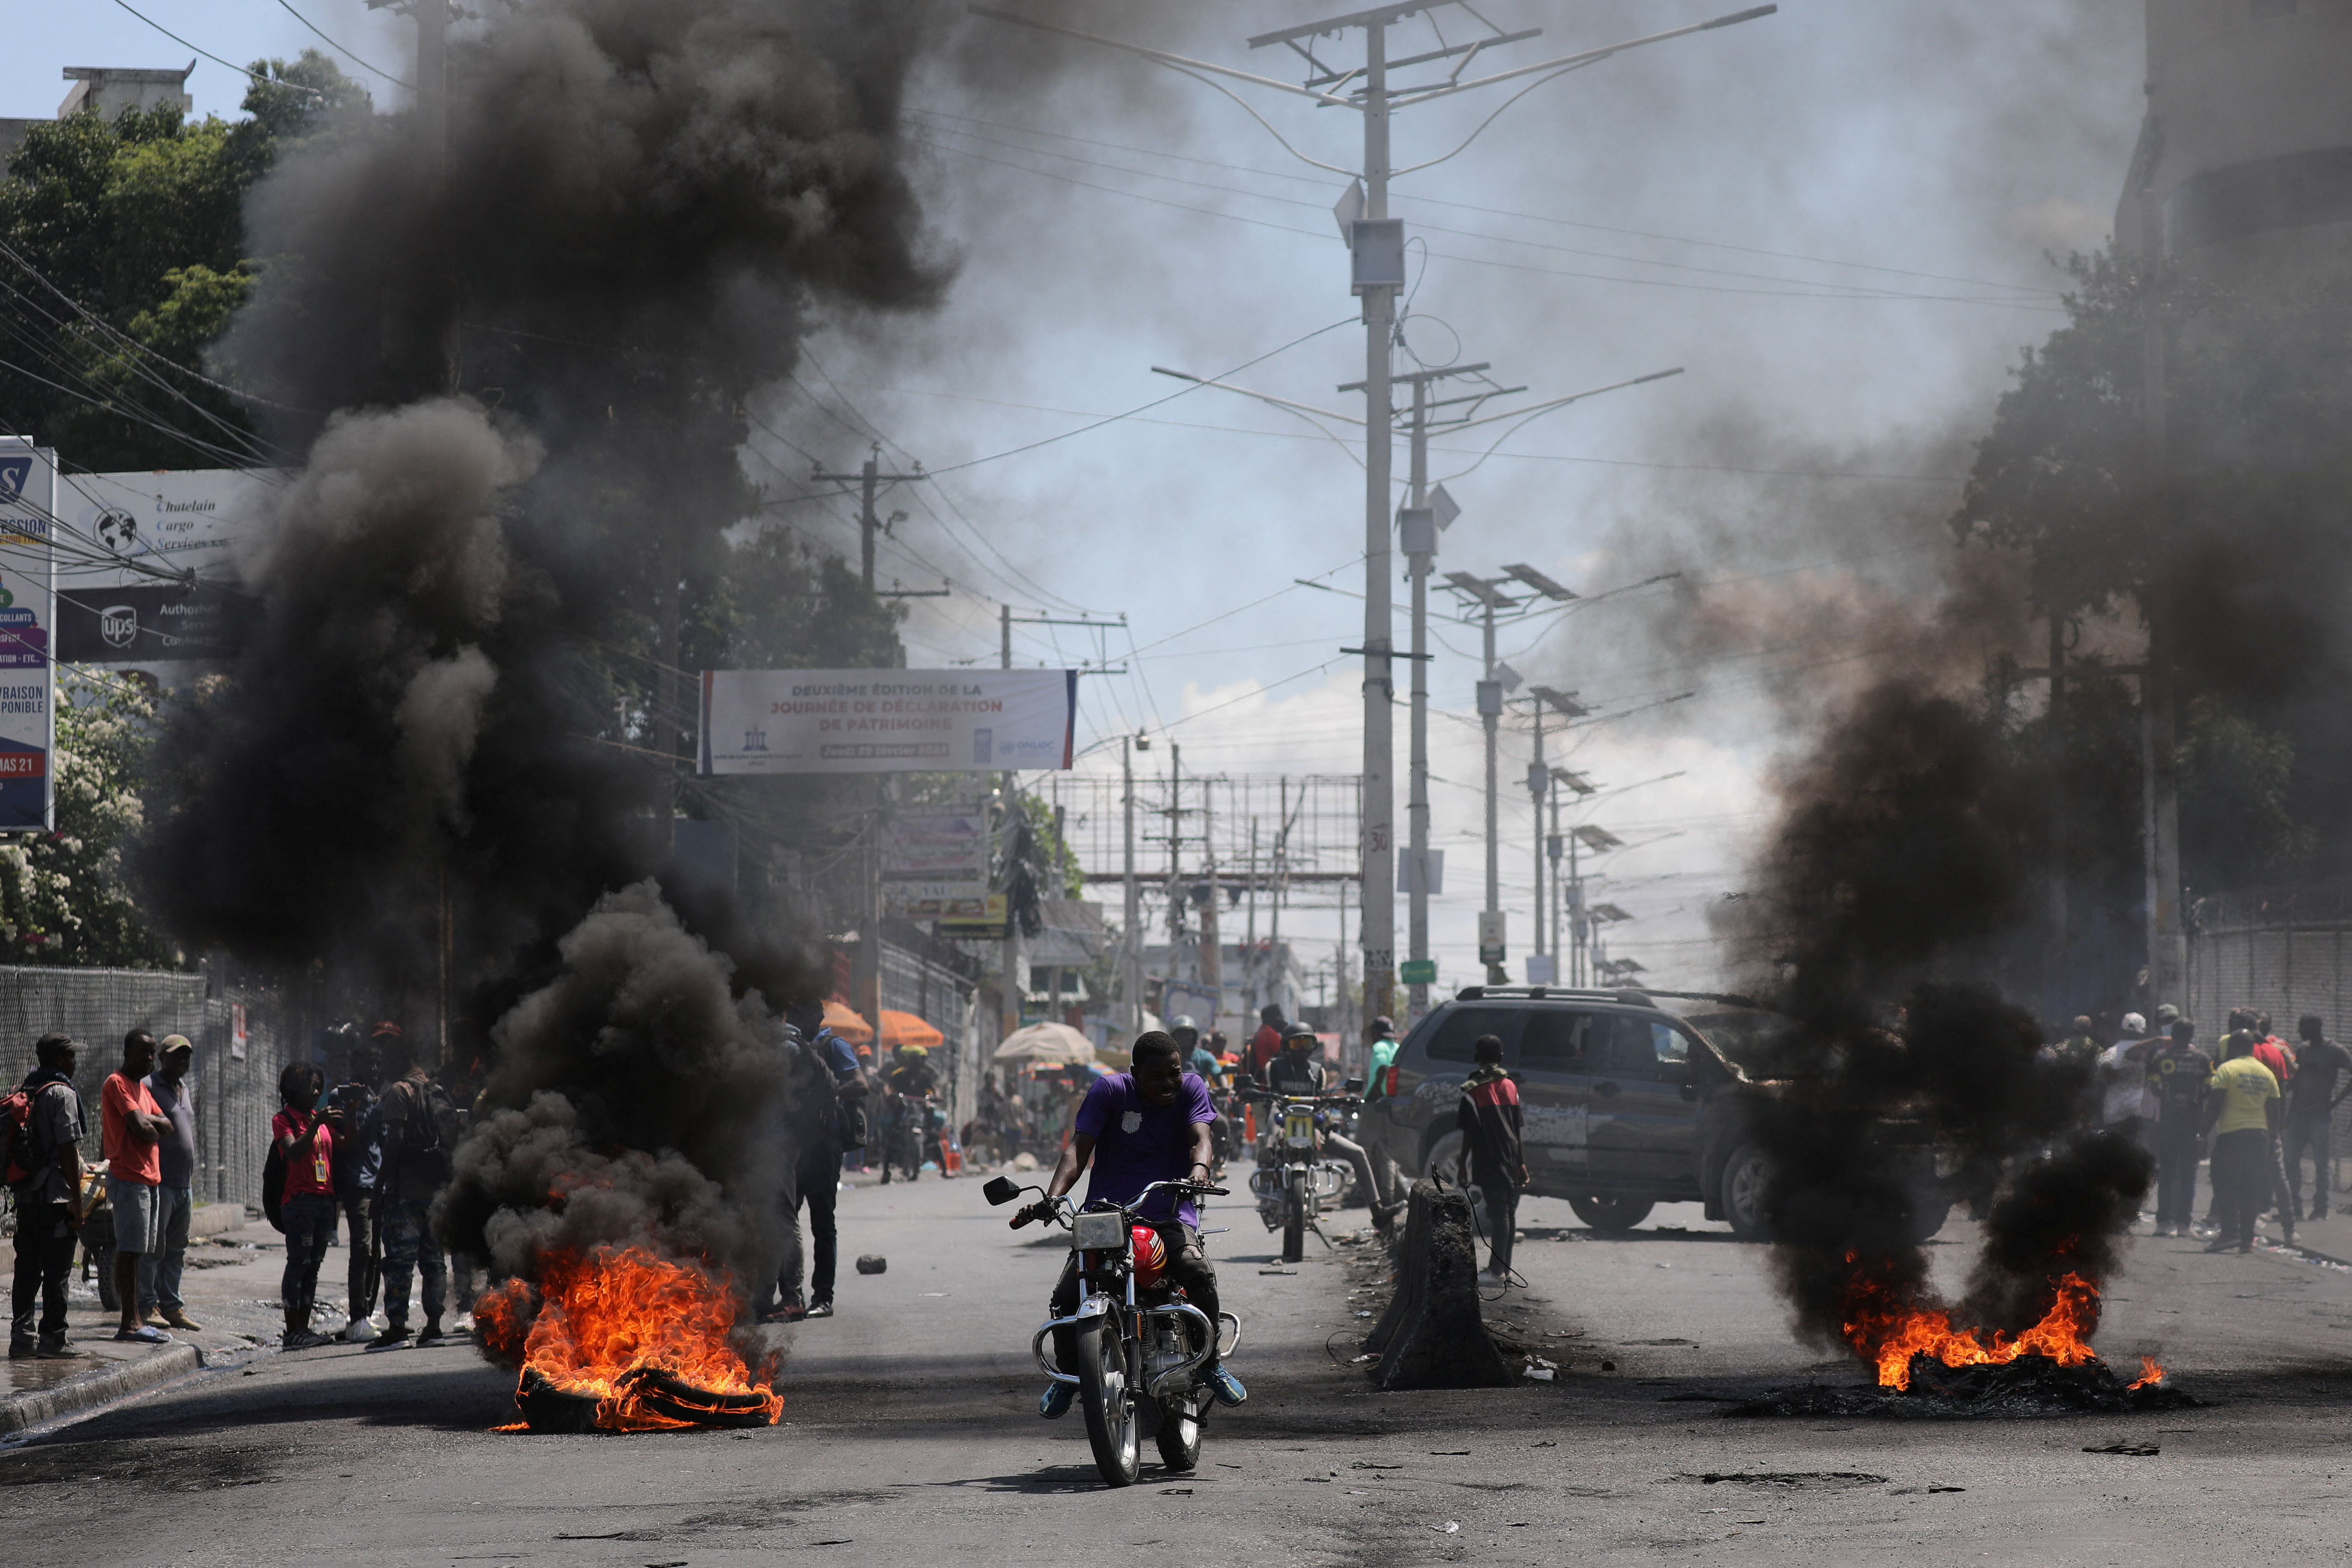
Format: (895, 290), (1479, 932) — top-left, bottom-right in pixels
(1364, 1179), (1514, 1390)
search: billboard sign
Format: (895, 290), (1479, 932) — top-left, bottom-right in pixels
(699, 668), (1077, 775)
(52, 468), (271, 672)
(883, 812), (993, 919)
(0, 440), (55, 830)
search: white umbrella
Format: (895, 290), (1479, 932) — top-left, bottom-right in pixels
(993, 1021), (1097, 1065)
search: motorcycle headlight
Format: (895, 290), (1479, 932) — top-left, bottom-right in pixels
(1073, 1211), (1128, 1251)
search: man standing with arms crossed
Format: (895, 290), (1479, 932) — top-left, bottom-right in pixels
(137, 1035), (202, 1332)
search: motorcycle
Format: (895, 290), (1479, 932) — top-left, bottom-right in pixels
(984, 1173), (1238, 1488)
(1240, 1086), (1362, 1264)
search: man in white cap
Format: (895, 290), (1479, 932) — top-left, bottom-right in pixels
(2099, 1013), (2157, 1157)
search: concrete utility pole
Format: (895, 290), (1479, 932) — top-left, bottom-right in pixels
(983, 0), (1765, 1038)
(812, 445), (927, 590)
(999, 605), (1021, 1043)
(1528, 704), (1546, 971)
(2138, 197), (2188, 1011)
(1123, 734), (1143, 1034)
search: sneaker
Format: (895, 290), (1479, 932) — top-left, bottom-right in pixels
(161, 1309), (203, 1332)
(340, 1319), (377, 1344)
(113, 1325), (171, 1344)
(417, 1321), (446, 1347)
(281, 1329), (330, 1350)
(366, 1324), (414, 1351)
(7, 1341), (34, 1361)
(1203, 1363), (1247, 1408)
(1038, 1380), (1075, 1419)
(33, 1341), (89, 1360)
(804, 1300), (834, 1319)
(2204, 1238), (2239, 1253)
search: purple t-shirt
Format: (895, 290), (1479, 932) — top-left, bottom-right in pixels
(1075, 1071), (1216, 1225)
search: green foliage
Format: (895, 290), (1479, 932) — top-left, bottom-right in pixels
(0, 51), (367, 468)
(712, 530), (907, 671)
(2177, 697), (2314, 890)
(1019, 792), (1085, 899)
(0, 682), (183, 967)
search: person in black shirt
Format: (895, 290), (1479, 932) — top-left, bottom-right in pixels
(2135, 1019), (2213, 1237)
(2284, 1015), (2352, 1221)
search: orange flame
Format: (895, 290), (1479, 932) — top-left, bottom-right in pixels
(2127, 1355), (2165, 1390)
(1838, 1253), (2108, 1390)
(476, 1244), (782, 1431)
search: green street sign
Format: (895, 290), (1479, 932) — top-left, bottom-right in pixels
(1399, 959), (1438, 986)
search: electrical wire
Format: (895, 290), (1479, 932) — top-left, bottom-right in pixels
(106, 0), (325, 98)
(272, 0), (415, 90)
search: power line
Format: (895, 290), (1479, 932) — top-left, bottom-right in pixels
(908, 105), (2058, 298)
(273, 0), (415, 90)
(106, 0), (325, 98)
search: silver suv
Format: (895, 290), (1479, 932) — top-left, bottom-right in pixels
(1365, 985), (1950, 1240)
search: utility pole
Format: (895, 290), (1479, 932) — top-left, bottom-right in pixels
(1270, 778), (1288, 1017)
(812, 445), (926, 590)
(1244, 821), (1260, 1021)
(978, 0), (1769, 1015)
(2137, 195), (2187, 1012)
(1167, 743), (1185, 982)
(1528, 703), (1546, 975)
(1200, 787), (1221, 1026)
(1123, 734), (1143, 1035)
(998, 605), (1022, 1044)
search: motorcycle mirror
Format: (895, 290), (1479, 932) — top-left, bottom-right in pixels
(1342, 1077), (1365, 1095)
(981, 1175), (1022, 1206)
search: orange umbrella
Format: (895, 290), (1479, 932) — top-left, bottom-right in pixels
(821, 1001), (944, 1050)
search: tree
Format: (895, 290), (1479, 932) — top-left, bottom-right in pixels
(0, 680), (182, 967)
(0, 52), (369, 470)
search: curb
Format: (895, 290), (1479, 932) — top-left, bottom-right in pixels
(0, 1344), (202, 1436)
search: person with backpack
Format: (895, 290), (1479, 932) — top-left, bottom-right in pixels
(1453, 1034), (1528, 1280)
(272, 1061), (338, 1349)
(369, 1033), (456, 1349)
(8, 1033), (89, 1360)
(768, 1004), (866, 1323)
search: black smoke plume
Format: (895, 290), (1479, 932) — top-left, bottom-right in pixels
(135, 1), (952, 1314)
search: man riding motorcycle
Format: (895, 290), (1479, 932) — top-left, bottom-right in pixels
(1265, 1023), (1383, 1225)
(1025, 1030), (1246, 1417)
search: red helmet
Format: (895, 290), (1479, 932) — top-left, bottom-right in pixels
(1130, 1224), (1167, 1288)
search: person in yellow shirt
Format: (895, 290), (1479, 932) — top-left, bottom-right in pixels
(2204, 1034), (2282, 1254)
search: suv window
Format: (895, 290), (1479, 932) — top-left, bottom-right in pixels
(1420, 1006), (1524, 1064)
(1589, 1014), (1694, 1078)
(1519, 1009), (1590, 1069)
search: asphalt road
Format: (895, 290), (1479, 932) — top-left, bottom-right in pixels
(6, 1170), (2352, 1567)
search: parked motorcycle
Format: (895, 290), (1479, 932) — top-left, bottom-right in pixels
(984, 1173), (1239, 1488)
(1240, 1087), (1361, 1263)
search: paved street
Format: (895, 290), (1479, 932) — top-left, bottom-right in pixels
(6, 1166), (2352, 1567)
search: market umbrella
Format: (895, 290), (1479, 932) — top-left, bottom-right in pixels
(993, 1021), (1096, 1065)
(821, 1001), (945, 1050)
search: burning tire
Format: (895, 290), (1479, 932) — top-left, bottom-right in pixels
(1721, 1143), (1774, 1241)
(1568, 1194), (1655, 1233)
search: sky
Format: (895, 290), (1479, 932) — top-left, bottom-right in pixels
(7, 2), (2150, 1004)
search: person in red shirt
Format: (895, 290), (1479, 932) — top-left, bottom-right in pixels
(272, 1062), (338, 1349)
(1453, 1033), (1527, 1280)
(100, 1031), (172, 1344)
(1245, 1004), (1287, 1085)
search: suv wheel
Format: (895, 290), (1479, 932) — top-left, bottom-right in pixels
(1720, 1143), (1773, 1242)
(1567, 1195), (1653, 1233)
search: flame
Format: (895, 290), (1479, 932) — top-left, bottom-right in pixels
(1838, 1252), (2105, 1391)
(476, 1244), (782, 1431)
(2127, 1355), (2165, 1390)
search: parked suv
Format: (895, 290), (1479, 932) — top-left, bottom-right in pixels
(1364, 986), (1951, 1240)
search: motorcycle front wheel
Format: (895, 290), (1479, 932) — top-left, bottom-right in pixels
(1073, 1317), (1140, 1487)
(1282, 1173), (1305, 1264)
(1155, 1403), (1202, 1471)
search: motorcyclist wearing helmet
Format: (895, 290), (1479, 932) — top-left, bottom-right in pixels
(1171, 1016), (1231, 1178)
(1030, 1030), (1245, 1417)
(1265, 1023), (1386, 1230)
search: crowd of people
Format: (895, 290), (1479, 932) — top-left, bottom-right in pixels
(2086, 1004), (2352, 1252)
